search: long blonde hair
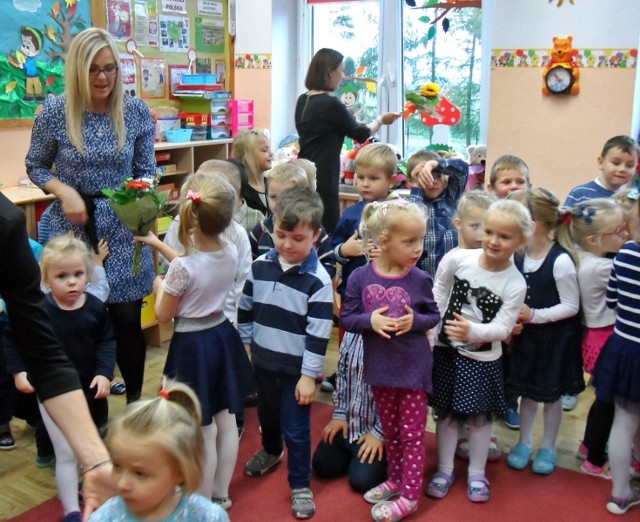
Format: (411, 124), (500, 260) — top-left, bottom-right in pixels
(232, 130), (269, 180)
(65, 28), (125, 153)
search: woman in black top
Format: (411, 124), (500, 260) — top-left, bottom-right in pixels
(295, 48), (400, 233)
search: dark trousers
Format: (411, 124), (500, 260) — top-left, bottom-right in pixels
(0, 326), (13, 427)
(312, 432), (387, 493)
(583, 396), (615, 467)
(255, 366), (311, 489)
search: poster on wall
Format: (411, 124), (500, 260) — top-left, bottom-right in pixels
(215, 58), (226, 89)
(1, 0), (91, 120)
(195, 17), (225, 54)
(159, 15), (190, 52)
(196, 57), (211, 74)
(140, 57), (166, 98)
(107, 0), (133, 41)
(198, 0), (223, 17)
(168, 64), (189, 99)
(120, 54), (137, 97)
(161, 0), (187, 14)
(134, 0), (159, 47)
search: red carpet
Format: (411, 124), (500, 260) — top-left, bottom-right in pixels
(10, 402), (622, 521)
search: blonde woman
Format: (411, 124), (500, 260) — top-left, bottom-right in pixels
(26, 27), (156, 404)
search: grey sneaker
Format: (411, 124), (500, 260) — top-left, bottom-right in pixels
(244, 449), (283, 477)
(291, 487), (315, 519)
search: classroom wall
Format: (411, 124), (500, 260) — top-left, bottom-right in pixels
(487, 0), (640, 201)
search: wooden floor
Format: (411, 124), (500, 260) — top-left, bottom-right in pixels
(0, 327), (595, 520)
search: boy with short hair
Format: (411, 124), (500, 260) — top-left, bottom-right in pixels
(486, 154), (531, 200)
(250, 162), (336, 279)
(239, 186), (334, 519)
(564, 135), (638, 208)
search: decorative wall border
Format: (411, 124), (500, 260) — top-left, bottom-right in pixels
(234, 53), (272, 69)
(492, 48), (637, 68)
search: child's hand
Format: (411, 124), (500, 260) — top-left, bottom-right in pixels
(366, 239), (381, 260)
(512, 321), (523, 336)
(395, 305), (415, 336)
(340, 230), (364, 258)
(14, 371), (34, 393)
(91, 375), (111, 399)
(444, 312), (470, 342)
(93, 239), (109, 266)
(371, 306), (397, 339)
(518, 304), (532, 323)
(357, 432), (385, 464)
(134, 231), (161, 250)
(321, 419), (348, 444)
(295, 375), (316, 405)
(411, 160), (441, 189)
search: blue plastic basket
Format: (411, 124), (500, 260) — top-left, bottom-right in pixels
(181, 74), (217, 85)
(165, 128), (193, 143)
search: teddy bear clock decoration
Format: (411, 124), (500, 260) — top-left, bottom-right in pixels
(542, 36), (580, 96)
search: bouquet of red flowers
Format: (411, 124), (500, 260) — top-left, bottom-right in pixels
(102, 176), (169, 275)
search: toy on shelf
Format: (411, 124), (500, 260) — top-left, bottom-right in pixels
(466, 145), (487, 191)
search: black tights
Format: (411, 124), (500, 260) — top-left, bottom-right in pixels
(583, 397), (615, 467)
(108, 300), (145, 403)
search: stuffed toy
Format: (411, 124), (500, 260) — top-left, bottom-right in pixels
(272, 145), (299, 166)
(342, 137), (379, 185)
(466, 144), (487, 191)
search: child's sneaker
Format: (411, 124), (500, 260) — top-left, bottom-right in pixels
(211, 497), (232, 510)
(291, 487), (315, 519)
(575, 440), (587, 460)
(0, 429), (16, 451)
(580, 460), (611, 480)
(371, 497), (417, 522)
(61, 511), (82, 522)
(244, 449), (284, 477)
(606, 491), (640, 515)
(35, 453), (55, 468)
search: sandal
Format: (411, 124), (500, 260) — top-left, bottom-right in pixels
(507, 442), (533, 471)
(371, 497), (417, 522)
(467, 475), (490, 503)
(532, 447), (556, 475)
(0, 430), (16, 451)
(211, 497), (232, 510)
(364, 480), (401, 504)
(425, 471), (454, 499)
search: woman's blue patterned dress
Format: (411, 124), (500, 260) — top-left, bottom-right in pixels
(26, 95), (156, 303)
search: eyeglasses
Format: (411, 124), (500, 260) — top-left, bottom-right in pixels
(603, 224), (628, 239)
(89, 64), (119, 77)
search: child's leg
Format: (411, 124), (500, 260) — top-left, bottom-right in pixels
(467, 418), (493, 477)
(38, 402), (80, 515)
(211, 410), (239, 500)
(199, 422), (218, 498)
(280, 375), (312, 489)
(255, 367), (284, 457)
(541, 399), (563, 450)
(396, 390), (427, 501)
(435, 415), (458, 476)
(371, 387), (402, 487)
(609, 403), (640, 499)
(583, 397), (615, 467)
(517, 397), (538, 447)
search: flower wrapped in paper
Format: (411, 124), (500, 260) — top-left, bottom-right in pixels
(102, 176), (169, 275)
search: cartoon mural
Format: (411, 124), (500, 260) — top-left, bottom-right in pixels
(1, 0), (90, 119)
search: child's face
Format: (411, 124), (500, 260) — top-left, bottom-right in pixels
(379, 216), (426, 270)
(255, 138), (273, 173)
(43, 254), (88, 308)
(354, 165), (396, 202)
(488, 169), (529, 199)
(267, 180), (295, 214)
(589, 214), (629, 256)
(110, 434), (184, 520)
(274, 219), (321, 265)
(481, 211), (527, 266)
(454, 206), (486, 249)
(423, 172), (448, 200)
(597, 146), (637, 191)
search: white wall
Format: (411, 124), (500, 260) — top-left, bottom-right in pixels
(235, 0), (272, 53)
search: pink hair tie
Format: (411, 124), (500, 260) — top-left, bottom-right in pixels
(158, 389), (170, 400)
(561, 210), (572, 225)
(186, 190), (201, 205)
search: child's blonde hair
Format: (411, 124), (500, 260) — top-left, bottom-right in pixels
(555, 198), (626, 264)
(289, 158), (317, 191)
(406, 150), (440, 180)
(355, 143), (399, 178)
(106, 378), (204, 493)
(483, 199), (534, 243)
(231, 130), (269, 177)
(360, 198), (426, 246)
(40, 234), (95, 284)
(455, 191), (495, 220)
(612, 188), (637, 215)
(489, 155), (530, 187)
(264, 162), (308, 187)
(196, 159), (242, 200)
(178, 173), (236, 253)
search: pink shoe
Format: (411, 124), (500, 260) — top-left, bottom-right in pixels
(371, 497), (417, 522)
(581, 460), (611, 480)
(364, 480), (401, 504)
(576, 440), (587, 460)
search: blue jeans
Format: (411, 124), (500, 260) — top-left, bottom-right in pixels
(255, 367), (311, 489)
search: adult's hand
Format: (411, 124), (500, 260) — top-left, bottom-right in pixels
(379, 112), (402, 125)
(59, 185), (88, 226)
(82, 463), (116, 521)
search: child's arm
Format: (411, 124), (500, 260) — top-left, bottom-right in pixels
(248, 221), (262, 261)
(87, 239), (110, 302)
(323, 337), (351, 442)
(315, 227), (336, 279)
(136, 231), (179, 263)
(237, 267), (255, 345)
(341, 272), (397, 338)
(224, 226), (251, 325)
(154, 274), (181, 323)
(91, 303), (116, 399)
(396, 274), (441, 336)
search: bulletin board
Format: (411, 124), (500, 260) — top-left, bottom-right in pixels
(0, 0), (230, 126)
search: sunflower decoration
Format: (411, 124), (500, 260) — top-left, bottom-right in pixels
(403, 82), (461, 128)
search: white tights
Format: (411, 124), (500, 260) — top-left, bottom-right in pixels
(38, 402), (79, 515)
(518, 397), (562, 450)
(437, 416), (493, 477)
(609, 403), (640, 499)
(199, 409), (239, 500)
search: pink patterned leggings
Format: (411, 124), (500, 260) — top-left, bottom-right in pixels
(372, 386), (428, 501)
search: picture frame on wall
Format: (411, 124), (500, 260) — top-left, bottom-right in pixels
(139, 57), (166, 99)
(168, 64), (190, 99)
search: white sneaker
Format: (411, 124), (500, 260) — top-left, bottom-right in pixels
(561, 394), (578, 411)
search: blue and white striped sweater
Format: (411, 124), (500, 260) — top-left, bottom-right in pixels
(238, 247), (334, 378)
(607, 241), (640, 344)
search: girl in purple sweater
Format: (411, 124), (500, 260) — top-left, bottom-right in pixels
(341, 198), (440, 522)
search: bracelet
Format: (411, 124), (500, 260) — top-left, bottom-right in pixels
(80, 459), (112, 477)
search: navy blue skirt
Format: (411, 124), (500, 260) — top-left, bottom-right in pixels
(593, 333), (640, 409)
(163, 319), (256, 424)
